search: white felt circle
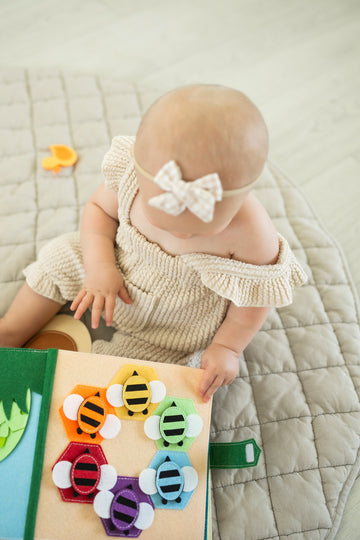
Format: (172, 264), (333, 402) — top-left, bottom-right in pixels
(149, 380), (166, 403)
(139, 468), (157, 495)
(98, 464), (117, 491)
(185, 414), (203, 438)
(93, 490), (114, 519)
(52, 460), (72, 488)
(106, 384), (124, 407)
(62, 394), (84, 421)
(144, 415), (161, 440)
(99, 414), (121, 439)
(182, 466), (198, 492)
(134, 502), (155, 530)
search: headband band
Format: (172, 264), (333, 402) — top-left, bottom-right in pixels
(130, 145), (259, 222)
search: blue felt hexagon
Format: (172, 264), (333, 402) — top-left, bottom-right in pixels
(139, 450), (198, 510)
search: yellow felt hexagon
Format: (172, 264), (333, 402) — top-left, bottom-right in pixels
(106, 364), (166, 421)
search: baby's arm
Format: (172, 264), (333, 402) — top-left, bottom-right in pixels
(71, 182), (132, 328)
(198, 304), (270, 402)
(199, 198), (279, 401)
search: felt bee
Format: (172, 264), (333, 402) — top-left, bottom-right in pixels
(94, 481), (154, 536)
(144, 401), (203, 447)
(123, 371), (151, 415)
(63, 390), (121, 440)
(159, 402), (187, 446)
(52, 446), (117, 502)
(77, 394), (107, 437)
(139, 456), (198, 507)
(71, 452), (102, 497)
(155, 457), (184, 503)
(106, 371), (166, 417)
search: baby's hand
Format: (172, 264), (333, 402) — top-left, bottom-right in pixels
(198, 343), (239, 402)
(70, 263), (132, 329)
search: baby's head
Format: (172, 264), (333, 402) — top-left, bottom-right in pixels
(133, 84), (268, 237)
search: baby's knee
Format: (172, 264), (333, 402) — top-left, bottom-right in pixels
(0, 316), (20, 347)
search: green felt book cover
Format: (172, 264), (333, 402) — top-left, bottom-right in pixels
(0, 348), (57, 540)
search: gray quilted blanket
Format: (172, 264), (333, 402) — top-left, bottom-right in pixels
(1, 68), (360, 540)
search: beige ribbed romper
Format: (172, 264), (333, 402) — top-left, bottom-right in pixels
(24, 136), (307, 365)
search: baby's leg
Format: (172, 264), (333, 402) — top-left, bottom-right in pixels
(0, 283), (62, 347)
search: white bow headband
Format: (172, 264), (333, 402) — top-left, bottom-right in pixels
(131, 147), (259, 223)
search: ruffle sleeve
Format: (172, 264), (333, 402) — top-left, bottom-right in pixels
(182, 235), (308, 308)
(101, 135), (135, 192)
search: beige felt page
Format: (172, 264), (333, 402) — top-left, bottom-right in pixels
(34, 350), (212, 540)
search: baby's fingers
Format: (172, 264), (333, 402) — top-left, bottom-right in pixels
(70, 290), (86, 312)
(118, 284), (132, 305)
(104, 295), (116, 327)
(199, 372), (223, 403)
(91, 294), (105, 329)
(71, 290), (94, 320)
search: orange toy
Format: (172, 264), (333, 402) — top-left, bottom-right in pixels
(42, 144), (78, 173)
(59, 385), (121, 444)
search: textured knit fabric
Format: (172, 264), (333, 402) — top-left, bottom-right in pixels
(23, 135), (307, 363)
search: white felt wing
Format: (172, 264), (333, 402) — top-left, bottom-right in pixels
(97, 464), (117, 491)
(144, 415), (161, 440)
(134, 502), (155, 530)
(139, 468), (157, 495)
(106, 384), (124, 407)
(149, 380), (166, 404)
(62, 393), (83, 421)
(52, 460), (72, 488)
(185, 414), (203, 438)
(93, 490), (114, 519)
(99, 414), (121, 439)
(182, 466), (198, 492)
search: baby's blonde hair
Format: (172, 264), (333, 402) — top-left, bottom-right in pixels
(135, 84), (269, 190)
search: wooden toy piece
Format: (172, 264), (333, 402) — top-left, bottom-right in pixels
(42, 144), (78, 173)
(24, 314), (91, 352)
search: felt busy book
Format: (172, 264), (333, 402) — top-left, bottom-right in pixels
(0, 348), (214, 540)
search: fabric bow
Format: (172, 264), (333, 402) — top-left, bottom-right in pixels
(148, 161), (223, 223)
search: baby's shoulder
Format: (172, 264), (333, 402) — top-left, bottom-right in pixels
(228, 194), (279, 265)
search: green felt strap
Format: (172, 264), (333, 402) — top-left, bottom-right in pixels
(18, 348), (57, 540)
(209, 438), (261, 469)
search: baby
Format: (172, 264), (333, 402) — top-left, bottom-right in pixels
(0, 84), (307, 402)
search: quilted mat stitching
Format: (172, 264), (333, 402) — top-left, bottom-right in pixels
(24, 69), (38, 267)
(209, 173), (360, 537)
(272, 173), (330, 525)
(247, 357), (281, 539)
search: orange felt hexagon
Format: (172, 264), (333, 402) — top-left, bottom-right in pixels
(59, 385), (121, 444)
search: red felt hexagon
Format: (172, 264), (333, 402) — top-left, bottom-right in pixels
(52, 441), (108, 504)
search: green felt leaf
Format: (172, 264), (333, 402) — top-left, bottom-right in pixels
(0, 423), (9, 438)
(0, 348), (49, 420)
(0, 389), (30, 462)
